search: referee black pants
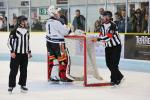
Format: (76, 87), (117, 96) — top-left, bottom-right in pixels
(9, 54), (28, 87)
(105, 44), (123, 83)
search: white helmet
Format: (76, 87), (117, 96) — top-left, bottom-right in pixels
(47, 5), (57, 17)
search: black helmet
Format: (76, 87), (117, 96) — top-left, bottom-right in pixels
(17, 15), (28, 25)
(103, 11), (113, 18)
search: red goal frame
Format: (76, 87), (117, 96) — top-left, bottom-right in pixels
(65, 35), (112, 87)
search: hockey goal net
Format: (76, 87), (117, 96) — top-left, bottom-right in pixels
(64, 35), (112, 87)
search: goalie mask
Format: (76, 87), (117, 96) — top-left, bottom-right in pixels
(48, 5), (60, 18)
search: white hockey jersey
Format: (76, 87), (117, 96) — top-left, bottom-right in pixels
(46, 18), (70, 43)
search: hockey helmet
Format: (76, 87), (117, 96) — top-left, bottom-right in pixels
(103, 11), (113, 18)
(17, 15), (28, 25)
(47, 5), (58, 17)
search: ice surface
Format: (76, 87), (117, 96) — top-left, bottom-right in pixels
(0, 61), (150, 100)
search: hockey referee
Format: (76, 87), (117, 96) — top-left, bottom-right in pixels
(92, 11), (124, 85)
(7, 15), (32, 93)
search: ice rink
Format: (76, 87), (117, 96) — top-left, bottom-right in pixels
(0, 33), (150, 100)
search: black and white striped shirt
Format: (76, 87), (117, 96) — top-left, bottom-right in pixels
(98, 22), (121, 47)
(7, 27), (31, 54)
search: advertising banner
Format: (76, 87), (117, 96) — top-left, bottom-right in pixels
(124, 35), (150, 60)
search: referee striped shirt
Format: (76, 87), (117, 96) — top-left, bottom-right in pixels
(7, 27), (31, 54)
(98, 22), (121, 47)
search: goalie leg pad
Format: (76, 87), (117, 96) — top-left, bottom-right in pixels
(48, 55), (55, 80)
(58, 58), (68, 79)
(51, 59), (60, 80)
(59, 60), (73, 82)
(48, 60), (54, 78)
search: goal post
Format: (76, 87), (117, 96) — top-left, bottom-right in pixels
(64, 35), (112, 87)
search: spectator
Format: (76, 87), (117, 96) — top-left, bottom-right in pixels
(0, 15), (7, 31)
(130, 7), (148, 33)
(141, 7), (148, 33)
(94, 20), (101, 32)
(57, 8), (68, 25)
(32, 17), (42, 31)
(0, 15), (3, 31)
(42, 21), (47, 31)
(72, 9), (85, 31)
(130, 10), (137, 32)
(118, 10), (126, 32)
(99, 8), (105, 24)
(114, 12), (121, 27)
(135, 9), (142, 33)
(118, 10), (131, 33)
(142, 14), (148, 33)
(10, 17), (18, 29)
(3, 17), (7, 31)
(99, 8), (104, 19)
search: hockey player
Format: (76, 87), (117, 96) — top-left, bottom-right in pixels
(92, 11), (124, 85)
(7, 15), (32, 93)
(46, 5), (73, 83)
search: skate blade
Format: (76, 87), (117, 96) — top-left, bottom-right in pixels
(20, 90), (28, 93)
(111, 78), (126, 88)
(8, 91), (13, 94)
(60, 81), (74, 85)
(50, 81), (60, 84)
(118, 77), (125, 86)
